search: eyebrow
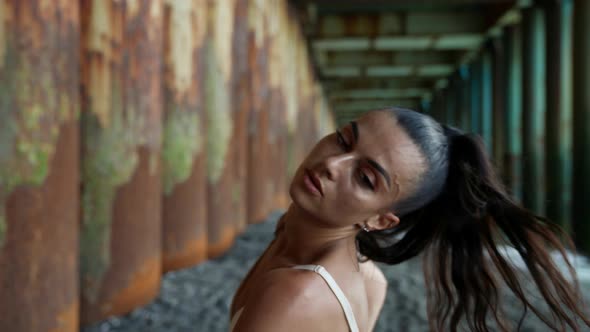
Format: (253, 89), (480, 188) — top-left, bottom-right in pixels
(349, 120), (392, 191)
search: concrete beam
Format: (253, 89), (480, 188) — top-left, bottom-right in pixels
(316, 50), (461, 67)
(313, 11), (495, 38)
(322, 78), (435, 91)
(321, 64), (455, 78)
(329, 88), (430, 100)
(313, 34), (485, 51)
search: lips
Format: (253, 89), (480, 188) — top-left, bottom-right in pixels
(305, 169), (323, 196)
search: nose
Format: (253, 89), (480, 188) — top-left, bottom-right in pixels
(320, 153), (355, 181)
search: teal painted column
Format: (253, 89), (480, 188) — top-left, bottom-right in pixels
(481, 49), (494, 153)
(491, 37), (506, 176)
(460, 66), (471, 132)
(434, 90), (445, 122)
(452, 73), (464, 127)
(502, 24), (523, 202)
(420, 98), (431, 115)
(521, 5), (546, 214)
(545, 0), (573, 232)
(470, 59), (482, 135)
(430, 93), (438, 120)
(573, 0), (590, 252)
(445, 81), (457, 126)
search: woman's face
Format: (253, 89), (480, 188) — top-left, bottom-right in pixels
(289, 110), (425, 228)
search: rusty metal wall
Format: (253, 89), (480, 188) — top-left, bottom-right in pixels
(0, 2), (80, 331)
(161, 0), (208, 272)
(206, 0), (238, 257)
(0, 0), (334, 327)
(79, 0), (163, 324)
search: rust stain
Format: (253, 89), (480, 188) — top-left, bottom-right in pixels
(163, 234), (207, 272)
(99, 256), (161, 318)
(0, 121), (79, 332)
(207, 226), (236, 259)
(49, 301), (78, 332)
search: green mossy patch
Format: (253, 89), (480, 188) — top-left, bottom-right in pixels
(80, 109), (139, 303)
(162, 105), (202, 195)
(0, 41), (73, 248)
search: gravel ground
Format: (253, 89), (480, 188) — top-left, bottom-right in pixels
(83, 210), (590, 332)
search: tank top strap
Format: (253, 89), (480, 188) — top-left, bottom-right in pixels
(291, 264), (359, 332)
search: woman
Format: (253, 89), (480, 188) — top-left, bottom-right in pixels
(230, 108), (590, 332)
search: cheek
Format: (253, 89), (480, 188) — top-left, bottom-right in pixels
(326, 186), (379, 220)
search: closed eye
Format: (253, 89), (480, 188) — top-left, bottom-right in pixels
(336, 130), (350, 149)
(358, 169), (375, 191)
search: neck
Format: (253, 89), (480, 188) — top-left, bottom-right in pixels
(274, 203), (360, 269)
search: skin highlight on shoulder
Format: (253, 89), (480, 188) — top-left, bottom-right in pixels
(232, 268), (350, 332)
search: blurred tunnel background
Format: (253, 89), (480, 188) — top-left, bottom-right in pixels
(1, 0), (590, 331)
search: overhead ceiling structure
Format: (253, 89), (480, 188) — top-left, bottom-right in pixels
(290, 0), (519, 124)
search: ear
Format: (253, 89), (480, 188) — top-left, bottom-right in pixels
(365, 212), (400, 231)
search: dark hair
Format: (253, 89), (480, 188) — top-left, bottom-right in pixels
(356, 108), (590, 332)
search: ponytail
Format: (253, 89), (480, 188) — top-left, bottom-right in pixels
(357, 119), (590, 332)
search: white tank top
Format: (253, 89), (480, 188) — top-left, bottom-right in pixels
(229, 264), (359, 332)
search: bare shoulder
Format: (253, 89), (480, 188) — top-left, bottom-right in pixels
(232, 268), (334, 332)
(360, 260), (388, 331)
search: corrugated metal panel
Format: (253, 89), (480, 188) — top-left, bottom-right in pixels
(79, 0), (163, 323)
(161, 0), (208, 272)
(0, 2), (80, 330)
